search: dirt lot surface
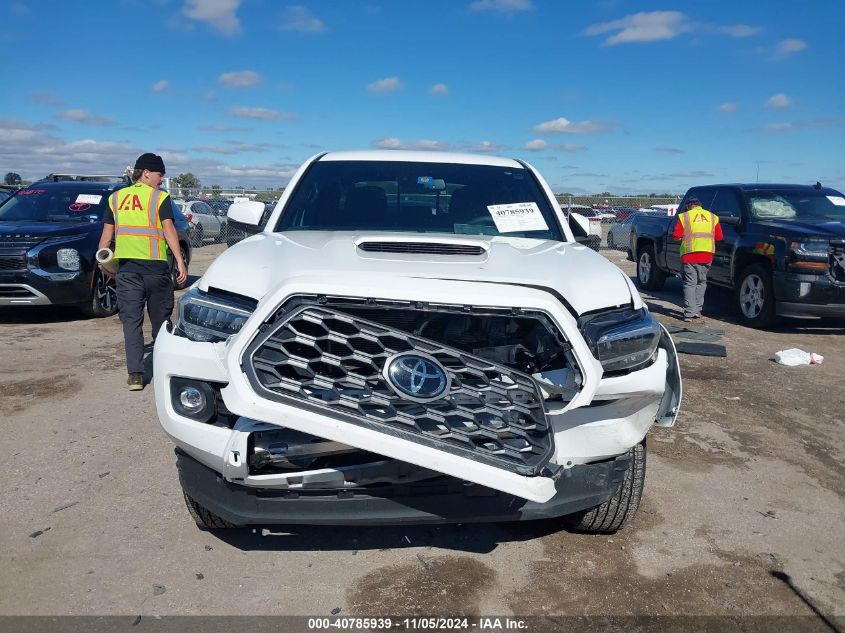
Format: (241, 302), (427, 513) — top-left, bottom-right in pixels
(1, 243), (843, 627)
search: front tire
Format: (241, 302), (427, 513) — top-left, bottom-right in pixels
(565, 441), (646, 533)
(636, 245), (666, 290)
(80, 269), (118, 318)
(183, 492), (236, 530)
(736, 263), (776, 328)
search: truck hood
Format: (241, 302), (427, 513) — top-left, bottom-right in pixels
(756, 219), (845, 239)
(0, 220), (101, 240)
(200, 231), (634, 315)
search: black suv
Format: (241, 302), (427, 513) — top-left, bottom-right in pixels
(0, 180), (192, 316)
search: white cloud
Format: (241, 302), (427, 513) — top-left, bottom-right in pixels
(772, 38), (807, 58)
(374, 137), (402, 149)
(56, 109), (114, 126)
(656, 146), (684, 154)
(670, 170), (713, 178)
(429, 83), (449, 96)
(230, 107), (294, 121)
(523, 139), (547, 151)
(718, 24), (761, 37)
(717, 102), (739, 113)
(198, 124), (251, 132)
(218, 70), (261, 88)
(468, 141), (501, 153)
(533, 117), (614, 134)
(279, 5), (326, 33)
(373, 138), (448, 150)
(762, 122), (793, 133)
(182, 0), (243, 36)
(468, 0), (534, 13)
(151, 80), (170, 93)
(203, 90), (217, 102)
(584, 11), (692, 45)
(766, 93), (792, 109)
(367, 76), (403, 94)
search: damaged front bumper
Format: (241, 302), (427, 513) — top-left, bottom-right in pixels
(154, 281), (681, 523)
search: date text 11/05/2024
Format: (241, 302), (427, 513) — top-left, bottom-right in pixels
(307, 617), (529, 630)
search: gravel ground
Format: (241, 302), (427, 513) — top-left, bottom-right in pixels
(0, 242), (842, 627)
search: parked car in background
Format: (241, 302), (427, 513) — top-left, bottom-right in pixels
(173, 199), (225, 246)
(613, 207), (640, 222)
(607, 210), (666, 253)
(560, 204), (601, 250)
(576, 207), (616, 223)
(170, 205), (193, 290)
(206, 199), (231, 217)
(630, 183), (845, 327)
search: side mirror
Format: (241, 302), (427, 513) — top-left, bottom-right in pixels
(720, 215), (741, 226)
(568, 212), (590, 239)
(227, 200), (266, 232)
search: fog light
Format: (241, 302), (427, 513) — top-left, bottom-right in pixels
(170, 378), (217, 422)
(179, 386), (204, 411)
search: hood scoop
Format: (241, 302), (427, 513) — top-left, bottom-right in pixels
(357, 240), (486, 256)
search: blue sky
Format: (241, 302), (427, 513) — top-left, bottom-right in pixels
(2, 0), (843, 194)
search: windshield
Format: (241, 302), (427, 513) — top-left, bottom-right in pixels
(747, 189), (845, 222)
(0, 187), (109, 223)
(276, 160), (563, 240)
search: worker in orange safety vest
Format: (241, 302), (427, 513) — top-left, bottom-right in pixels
(672, 197), (724, 321)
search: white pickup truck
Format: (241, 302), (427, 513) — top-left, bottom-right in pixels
(154, 150), (681, 532)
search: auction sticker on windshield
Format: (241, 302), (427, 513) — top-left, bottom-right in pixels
(487, 202), (549, 233)
(75, 194), (102, 204)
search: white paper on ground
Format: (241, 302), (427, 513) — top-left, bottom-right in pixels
(76, 194), (102, 204)
(774, 348), (824, 366)
(486, 202), (549, 233)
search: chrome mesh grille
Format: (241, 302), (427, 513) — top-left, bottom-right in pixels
(244, 306), (555, 476)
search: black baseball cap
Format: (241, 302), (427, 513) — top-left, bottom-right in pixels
(134, 152), (166, 174)
(686, 197), (700, 207)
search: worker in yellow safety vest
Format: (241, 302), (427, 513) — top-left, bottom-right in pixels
(672, 197), (723, 321)
(97, 153), (188, 391)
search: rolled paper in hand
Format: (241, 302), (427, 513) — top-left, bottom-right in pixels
(95, 248), (119, 274)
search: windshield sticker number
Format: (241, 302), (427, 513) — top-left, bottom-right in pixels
(76, 194), (102, 204)
(826, 196), (845, 206)
(486, 202), (549, 233)
(19, 189), (45, 196)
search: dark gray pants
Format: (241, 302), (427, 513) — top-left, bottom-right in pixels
(117, 272), (174, 374)
(682, 262), (711, 317)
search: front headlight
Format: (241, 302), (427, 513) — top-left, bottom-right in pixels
(579, 308), (661, 374)
(57, 248), (80, 271)
(790, 240), (828, 256)
(174, 288), (254, 342)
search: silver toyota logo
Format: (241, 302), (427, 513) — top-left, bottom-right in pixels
(384, 352), (450, 401)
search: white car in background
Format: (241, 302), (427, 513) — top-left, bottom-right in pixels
(173, 199), (225, 246)
(155, 150), (681, 533)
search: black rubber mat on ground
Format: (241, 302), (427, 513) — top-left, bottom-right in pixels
(675, 342), (727, 357)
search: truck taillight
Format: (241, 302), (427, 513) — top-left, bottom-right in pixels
(186, 212), (193, 222)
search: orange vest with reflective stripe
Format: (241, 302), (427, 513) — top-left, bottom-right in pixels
(109, 183), (168, 261)
(678, 207), (718, 256)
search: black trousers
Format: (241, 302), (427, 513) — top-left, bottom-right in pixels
(116, 271), (174, 374)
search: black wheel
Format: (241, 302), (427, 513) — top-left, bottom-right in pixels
(190, 225), (204, 247)
(183, 492), (236, 530)
(636, 244), (667, 290)
(80, 269), (118, 317)
(736, 263), (776, 328)
(565, 441), (646, 534)
(171, 247), (190, 290)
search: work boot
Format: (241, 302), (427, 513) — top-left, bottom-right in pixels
(127, 373), (144, 391)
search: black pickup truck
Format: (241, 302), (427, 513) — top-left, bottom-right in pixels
(630, 183), (845, 327)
